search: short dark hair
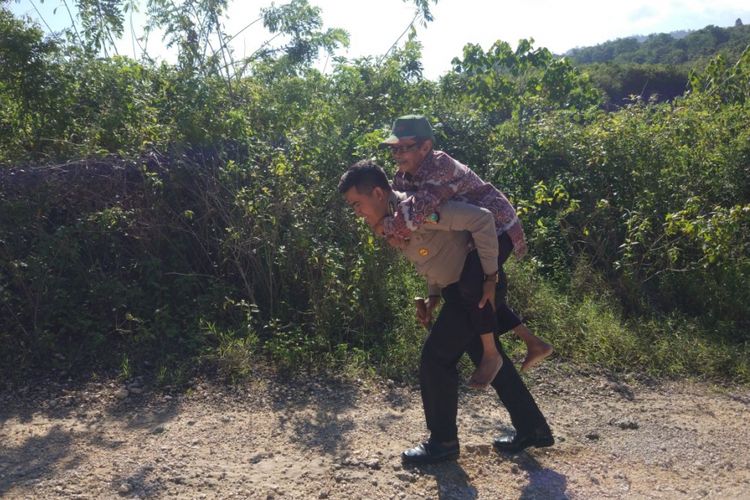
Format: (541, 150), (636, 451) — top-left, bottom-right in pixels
(338, 160), (391, 195)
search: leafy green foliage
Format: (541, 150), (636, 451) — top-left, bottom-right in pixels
(75, 0), (129, 55)
(449, 39), (601, 119)
(0, 4), (748, 383)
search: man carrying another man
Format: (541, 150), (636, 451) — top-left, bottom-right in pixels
(338, 160), (554, 464)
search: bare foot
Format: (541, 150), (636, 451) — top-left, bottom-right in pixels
(468, 354), (503, 389)
(520, 342), (553, 372)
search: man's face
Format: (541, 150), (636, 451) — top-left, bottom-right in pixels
(389, 139), (431, 175)
(343, 186), (388, 228)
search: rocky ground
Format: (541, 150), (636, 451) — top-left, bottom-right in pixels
(1, 362), (749, 499)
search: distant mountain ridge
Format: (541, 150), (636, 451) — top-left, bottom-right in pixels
(565, 21), (750, 66)
(559, 21), (749, 109)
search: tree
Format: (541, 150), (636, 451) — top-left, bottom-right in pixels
(449, 39), (601, 120)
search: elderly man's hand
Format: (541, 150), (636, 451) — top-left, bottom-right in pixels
(478, 278), (497, 311)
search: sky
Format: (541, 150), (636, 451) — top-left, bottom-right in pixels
(9, 0), (750, 79)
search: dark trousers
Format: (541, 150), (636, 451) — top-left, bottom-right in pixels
(419, 247), (550, 443)
(496, 231), (522, 333)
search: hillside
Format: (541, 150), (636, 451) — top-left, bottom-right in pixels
(565, 22), (750, 65)
(562, 22), (750, 107)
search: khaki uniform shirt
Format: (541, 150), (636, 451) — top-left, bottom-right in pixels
(389, 191), (499, 296)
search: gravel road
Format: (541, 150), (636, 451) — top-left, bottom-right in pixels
(1, 363), (749, 499)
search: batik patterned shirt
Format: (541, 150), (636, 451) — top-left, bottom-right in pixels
(383, 150), (527, 258)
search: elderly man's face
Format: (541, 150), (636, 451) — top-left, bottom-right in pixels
(343, 186), (388, 228)
(389, 139), (432, 175)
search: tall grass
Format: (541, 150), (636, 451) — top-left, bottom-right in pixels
(506, 259), (749, 382)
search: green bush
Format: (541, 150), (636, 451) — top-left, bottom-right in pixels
(1, 6), (748, 384)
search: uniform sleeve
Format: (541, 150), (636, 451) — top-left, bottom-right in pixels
(383, 155), (464, 239)
(433, 201), (499, 276)
(427, 282), (442, 297)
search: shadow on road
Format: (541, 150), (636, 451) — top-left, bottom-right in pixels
(0, 425), (76, 496)
(0, 378), (185, 495)
(513, 452), (568, 499)
(417, 461), (478, 499)
(268, 375), (360, 457)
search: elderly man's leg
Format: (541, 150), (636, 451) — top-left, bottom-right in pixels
(496, 234), (553, 371)
(466, 334), (554, 453)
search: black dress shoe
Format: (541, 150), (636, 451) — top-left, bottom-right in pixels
(401, 439), (460, 465)
(493, 431), (554, 454)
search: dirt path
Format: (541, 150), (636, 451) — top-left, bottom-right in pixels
(1, 364), (749, 499)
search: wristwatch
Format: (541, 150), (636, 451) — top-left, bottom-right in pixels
(484, 271), (499, 283)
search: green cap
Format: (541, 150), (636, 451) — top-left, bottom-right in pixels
(382, 115), (435, 144)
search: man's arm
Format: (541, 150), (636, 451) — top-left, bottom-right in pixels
(430, 200), (499, 277)
(436, 200), (500, 312)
